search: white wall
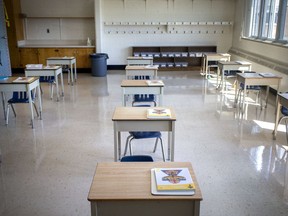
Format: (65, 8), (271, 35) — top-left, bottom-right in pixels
(98, 0), (236, 65)
(231, 0), (288, 91)
(20, 0), (94, 17)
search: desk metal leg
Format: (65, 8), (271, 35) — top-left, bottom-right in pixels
(37, 85), (42, 120)
(27, 86), (35, 128)
(70, 63), (74, 86)
(55, 72), (60, 101)
(74, 61), (77, 81)
(114, 122), (121, 161)
(1, 92), (6, 121)
(171, 121), (175, 161)
(60, 71), (64, 96)
(273, 98), (281, 140)
(91, 202), (97, 216)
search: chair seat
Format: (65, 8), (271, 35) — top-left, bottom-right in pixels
(129, 131), (161, 139)
(8, 97), (29, 103)
(240, 83), (261, 90)
(120, 155), (154, 162)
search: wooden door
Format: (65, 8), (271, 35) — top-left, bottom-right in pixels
(38, 48), (64, 65)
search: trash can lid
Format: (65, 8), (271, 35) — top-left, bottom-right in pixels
(90, 53), (109, 59)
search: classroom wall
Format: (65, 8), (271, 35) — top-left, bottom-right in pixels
(231, 0), (288, 91)
(97, 0), (236, 65)
(20, 0), (95, 45)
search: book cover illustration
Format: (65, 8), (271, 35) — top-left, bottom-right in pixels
(147, 108), (171, 119)
(154, 168), (195, 191)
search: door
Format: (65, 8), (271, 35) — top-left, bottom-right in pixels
(0, 0), (11, 76)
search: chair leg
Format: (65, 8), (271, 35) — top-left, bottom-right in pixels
(10, 104), (16, 117)
(153, 137), (165, 161)
(128, 138), (134, 156)
(124, 135), (133, 156)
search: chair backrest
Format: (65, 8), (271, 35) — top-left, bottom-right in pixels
(9, 91), (36, 103)
(40, 76), (55, 82)
(120, 155), (154, 162)
(281, 106), (288, 116)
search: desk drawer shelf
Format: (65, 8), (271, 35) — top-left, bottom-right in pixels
(133, 46), (216, 71)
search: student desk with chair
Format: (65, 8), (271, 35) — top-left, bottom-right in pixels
(88, 162), (203, 216)
(217, 61), (252, 92)
(112, 106), (176, 162)
(46, 56), (77, 85)
(125, 65), (158, 79)
(121, 80), (164, 106)
(234, 72), (282, 111)
(202, 53), (230, 79)
(25, 65), (64, 101)
(0, 77), (42, 128)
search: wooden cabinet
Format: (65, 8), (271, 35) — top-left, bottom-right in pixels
(18, 47), (95, 68)
(132, 46), (217, 71)
(19, 48), (39, 67)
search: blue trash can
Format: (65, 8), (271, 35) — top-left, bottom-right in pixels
(90, 53), (109, 77)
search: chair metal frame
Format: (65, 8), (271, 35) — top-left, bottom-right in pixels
(6, 91), (39, 125)
(124, 132), (166, 161)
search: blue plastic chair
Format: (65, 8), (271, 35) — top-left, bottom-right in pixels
(39, 76), (55, 99)
(278, 106), (288, 144)
(124, 131), (165, 161)
(120, 155), (154, 162)
(6, 91), (39, 125)
(132, 75), (156, 106)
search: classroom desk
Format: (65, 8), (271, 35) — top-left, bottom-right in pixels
(217, 61), (252, 91)
(125, 65), (158, 79)
(127, 56), (153, 65)
(0, 77), (42, 128)
(25, 66), (64, 101)
(273, 93), (288, 139)
(112, 106), (176, 161)
(46, 57), (77, 85)
(202, 53), (230, 79)
(88, 162), (203, 216)
(234, 73), (282, 111)
(121, 80), (164, 106)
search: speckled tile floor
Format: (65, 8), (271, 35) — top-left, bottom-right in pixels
(0, 71), (288, 216)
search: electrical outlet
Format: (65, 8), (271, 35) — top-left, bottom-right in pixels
(47, 29), (50, 33)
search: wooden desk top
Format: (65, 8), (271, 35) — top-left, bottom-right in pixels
(237, 72), (282, 79)
(204, 53), (230, 57)
(112, 107), (176, 121)
(46, 56), (75, 60)
(218, 60), (251, 66)
(88, 162), (202, 201)
(125, 65), (159, 70)
(0, 76), (39, 84)
(121, 80), (164, 87)
(25, 65), (61, 70)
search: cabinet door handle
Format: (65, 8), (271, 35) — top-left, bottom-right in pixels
(55, 49), (59, 52)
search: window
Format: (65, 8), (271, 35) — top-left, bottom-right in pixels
(245, 0), (288, 43)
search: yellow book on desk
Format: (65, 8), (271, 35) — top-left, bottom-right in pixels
(13, 77), (34, 83)
(147, 108), (171, 119)
(151, 168), (195, 196)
